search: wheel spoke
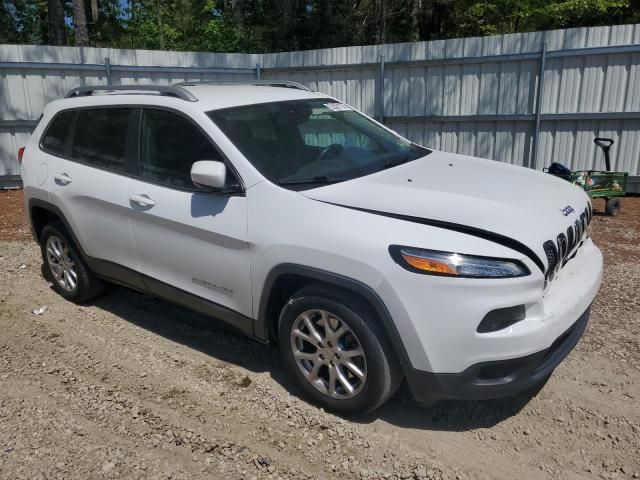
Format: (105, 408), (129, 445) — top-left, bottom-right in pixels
(302, 314), (324, 345)
(292, 328), (317, 346)
(293, 350), (317, 361)
(338, 347), (364, 359)
(329, 325), (348, 342)
(327, 365), (337, 396)
(49, 262), (62, 274)
(306, 360), (321, 382)
(54, 239), (64, 257)
(66, 269), (77, 289)
(46, 246), (59, 260)
(342, 360), (365, 379)
(336, 367), (355, 395)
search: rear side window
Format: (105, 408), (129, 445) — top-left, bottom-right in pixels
(72, 108), (132, 172)
(139, 108), (223, 188)
(40, 111), (75, 156)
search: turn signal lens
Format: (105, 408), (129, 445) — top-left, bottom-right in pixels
(389, 246), (530, 278)
(401, 253), (457, 275)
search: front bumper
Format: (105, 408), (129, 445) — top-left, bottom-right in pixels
(406, 306), (590, 402)
(379, 236), (602, 374)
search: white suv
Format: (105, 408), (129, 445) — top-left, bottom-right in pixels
(20, 82), (603, 414)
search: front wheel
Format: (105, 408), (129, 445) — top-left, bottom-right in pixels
(278, 285), (402, 415)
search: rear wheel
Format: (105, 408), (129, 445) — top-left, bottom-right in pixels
(40, 221), (104, 303)
(605, 197), (621, 216)
(278, 285), (402, 415)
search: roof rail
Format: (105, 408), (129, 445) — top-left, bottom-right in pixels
(65, 85), (198, 102)
(174, 80), (313, 92)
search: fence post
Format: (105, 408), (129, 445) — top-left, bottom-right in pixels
(104, 57), (112, 85)
(256, 63), (261, 80)
(530, 42), (547, 170)
(377, 54), (385, 122)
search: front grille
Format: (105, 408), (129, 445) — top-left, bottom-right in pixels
(543, 240), (558, 281)
(544, 204), (591, 284)
(566, 226), (574, 251)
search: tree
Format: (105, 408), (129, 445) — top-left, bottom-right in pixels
(1, 0), (638, 51)
(0, 2), (19, 43)
(72, 0), (89, 45)
(47, 0), (66, 45)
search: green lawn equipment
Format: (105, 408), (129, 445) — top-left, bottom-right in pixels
(545, 137), (628, 216)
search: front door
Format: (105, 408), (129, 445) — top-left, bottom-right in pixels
(125, 107), (252, 319)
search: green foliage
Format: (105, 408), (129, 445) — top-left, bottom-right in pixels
(4, 0), (49, 44)
(0, 0), (638, 51)
(454, 0), (630, 37)
(525, 0), (629, 30)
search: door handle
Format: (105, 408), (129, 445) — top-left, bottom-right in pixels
(54, 173), (72, 185)
(129, 194), (156, 208)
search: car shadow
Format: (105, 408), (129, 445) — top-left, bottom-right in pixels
(353, 382), (540, 431)
(86, 284), (539, 432)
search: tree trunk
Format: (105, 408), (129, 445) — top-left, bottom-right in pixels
(73, 0), (90, 46)
(91, 0), (98, 23)
(376, 0), (386, 44)
(47, 0), (66, 45)
(410, 0), (422, 42)
(156, 0), (164, 49)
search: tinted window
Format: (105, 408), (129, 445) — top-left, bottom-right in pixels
(41, 111), (75, 156)
(72, 108), (131, 172)
(139, 109), (222, 188)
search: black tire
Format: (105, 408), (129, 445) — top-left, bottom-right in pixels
(605, 197), (621, 216)
(278, 284), (402, 415)
(40, 221), (105, 303)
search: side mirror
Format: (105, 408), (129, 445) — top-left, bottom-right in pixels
(191, 160), (227, 191)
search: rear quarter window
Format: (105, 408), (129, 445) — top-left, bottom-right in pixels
(40, 111), (75, 156)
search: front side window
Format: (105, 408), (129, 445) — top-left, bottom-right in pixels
(72, 108), (131, 172)
(41, 111), (75, 156)
(207, 99), (430, 189)
(139, 109), (224, 188)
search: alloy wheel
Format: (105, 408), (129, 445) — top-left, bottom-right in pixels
(290, 309), (367, 399)
(45, 235), (78, 292)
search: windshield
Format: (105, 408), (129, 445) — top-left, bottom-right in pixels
(207, 99), (431, 190)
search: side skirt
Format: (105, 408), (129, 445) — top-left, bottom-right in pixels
(87, 257), (256, 339)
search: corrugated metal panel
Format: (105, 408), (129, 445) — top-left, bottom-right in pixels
(2, 24), (640, 184)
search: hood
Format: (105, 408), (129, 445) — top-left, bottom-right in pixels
(302, 150), (591, 272)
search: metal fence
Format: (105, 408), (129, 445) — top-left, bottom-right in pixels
(2, 23), (640, 191)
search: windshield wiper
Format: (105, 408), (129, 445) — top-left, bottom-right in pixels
(278, 175), (346, 186)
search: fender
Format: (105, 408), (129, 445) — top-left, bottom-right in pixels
(29, 198), (83, 250)
(256, 263), (413, 370)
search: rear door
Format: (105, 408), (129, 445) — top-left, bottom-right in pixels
(125, 107), (252, 319)
(44, 107), (141, 284)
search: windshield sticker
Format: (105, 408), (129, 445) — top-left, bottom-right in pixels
(324, 102), (352, 112)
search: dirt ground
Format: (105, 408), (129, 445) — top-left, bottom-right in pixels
(0, 188), (639, 480)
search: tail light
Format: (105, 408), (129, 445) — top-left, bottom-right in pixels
(17, 146), (25, 165)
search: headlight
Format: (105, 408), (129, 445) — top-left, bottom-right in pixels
(389, 246), (530, 278)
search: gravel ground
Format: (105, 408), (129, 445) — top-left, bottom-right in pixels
(0, 189), (639, 480)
